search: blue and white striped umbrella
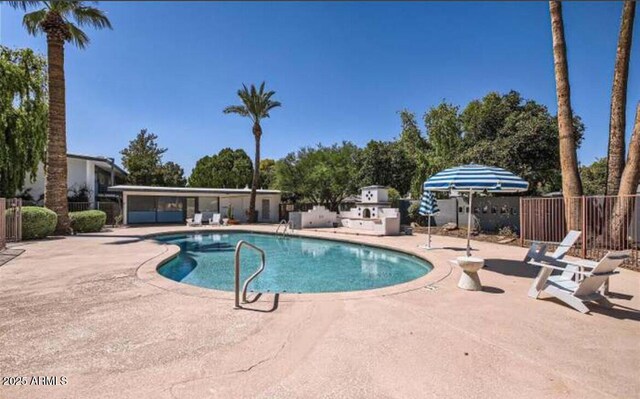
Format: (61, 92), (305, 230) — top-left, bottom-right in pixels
(422, 164), (528, 257)
(423, 164), (529, 193)
(419, 190), (439, 216)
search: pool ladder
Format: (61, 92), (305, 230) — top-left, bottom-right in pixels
(275, 219), (293, 238)
(234, 240), (266, 309)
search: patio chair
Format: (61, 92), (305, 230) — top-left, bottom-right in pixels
(209, 213), (221, 226)
(525, 230), (582, 296)
(524, 230), (581, 264)
(187, 213), (203, 227)
(527, 250), (630, 313)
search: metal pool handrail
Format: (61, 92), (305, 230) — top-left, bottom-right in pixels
(275, 219), (288, 236)
(275, 219), (294, 238)
(234, 240), (266, 309)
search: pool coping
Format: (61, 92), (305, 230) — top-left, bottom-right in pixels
(135, 227), (454, 302)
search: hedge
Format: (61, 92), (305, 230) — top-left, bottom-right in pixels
(70, 210), (107, 233)
(22, 207), (57, 240)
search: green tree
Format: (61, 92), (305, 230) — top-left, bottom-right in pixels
(357, 140), (414, 196)
(188, 155), (216, 188)
(188, 148), (253, 188)
(420, 92), (583, 195)
(8, 0), (112, 234)
(223, 82), (281, 222)
(398, 110), (431, 199)
(160, 161), (186, 187)
(120, 129), (167, 185)
(0, 46), (47, 197)
(456, 92), (584, 194)
(274, 142), (360, 211)
(424, 102), (463, 174)
(580, 158), (607, 196)
(259, 159), (276, 189)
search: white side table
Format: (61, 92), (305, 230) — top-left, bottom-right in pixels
(450, 256), (485, 291)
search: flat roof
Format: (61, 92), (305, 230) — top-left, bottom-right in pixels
(68, 153), (127, 176)
(108, 185), (281, 195)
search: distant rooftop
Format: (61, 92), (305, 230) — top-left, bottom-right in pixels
(108, 185), (281, 195)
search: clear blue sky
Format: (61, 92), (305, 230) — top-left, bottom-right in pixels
(1, 1), (638, 174)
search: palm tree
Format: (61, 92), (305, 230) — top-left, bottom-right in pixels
(8, 1), (112, 234)
(549, 1), (583, 230)
(224, 82), (281, 223)
(606, 1), (636, 196)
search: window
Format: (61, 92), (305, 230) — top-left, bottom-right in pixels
(198, 196), (219, 213)
(158, 197), (183, 212)
(128, 196), (156, 212)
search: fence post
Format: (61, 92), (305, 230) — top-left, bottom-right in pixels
(519, 197), (524, 247)
(0, 198), (5, 251)
(581, 196), (587, 259)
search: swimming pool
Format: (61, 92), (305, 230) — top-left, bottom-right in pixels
(156, 232), (432, 293)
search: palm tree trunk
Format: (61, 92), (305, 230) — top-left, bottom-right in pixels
(606, 1), (636, 195)
(609, 103), (640, 249)
(618, 104), (640, 197)
(549, 1), (583, 231)
(46, 33), (70, 234)
(249, 123), (261, 223)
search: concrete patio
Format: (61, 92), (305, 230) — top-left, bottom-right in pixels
(0, 224), (638, 399)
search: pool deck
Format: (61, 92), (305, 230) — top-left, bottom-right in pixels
(1, 224), (638, 398)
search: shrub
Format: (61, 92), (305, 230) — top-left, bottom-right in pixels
(497, 225), (517, 237)
(70, 210), (106, 233)
(22, 206), (57, 240)
(387, 188), (401, 208)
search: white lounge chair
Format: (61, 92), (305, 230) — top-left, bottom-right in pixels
(525, 230), (582, 296)
(524, 230), (581, 264)
(187, 213), (203, 227)
(527, 250), (630, 313)
(209, 213), (221, 226)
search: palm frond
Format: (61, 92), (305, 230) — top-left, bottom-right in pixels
(6, 1), (44, 11)
(72, 5), (112, 29)
(225, 82), (281, 123)
(22, 9), (47, 36)
(66, 21), (90, 49)
(223, 105), (249, 117)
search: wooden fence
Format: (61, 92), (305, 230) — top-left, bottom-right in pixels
(520, 195), (639, 268)
(1, 198), (23, 249)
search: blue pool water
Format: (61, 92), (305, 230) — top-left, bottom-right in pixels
(156, 232), (432, 293)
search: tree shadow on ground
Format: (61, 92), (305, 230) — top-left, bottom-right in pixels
(483, 258), (539, 279)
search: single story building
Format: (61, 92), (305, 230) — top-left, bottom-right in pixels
(108, 185), (281, 225)
(20, 153), (127, 206)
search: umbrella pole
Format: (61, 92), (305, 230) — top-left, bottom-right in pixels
(427, 212), (432, 249)
(467, 189), (473, 257)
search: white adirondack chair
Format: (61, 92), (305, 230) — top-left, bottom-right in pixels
(527, 250), (630, 313)
(524, 230), (581, 264)
(209, 213), (221, 226)
(525, 230), (582, 297)
(187, 213), (203, 227)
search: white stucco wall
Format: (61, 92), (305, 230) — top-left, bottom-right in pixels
(21, 158), (95, 204)
(289, 206), (337, 229)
